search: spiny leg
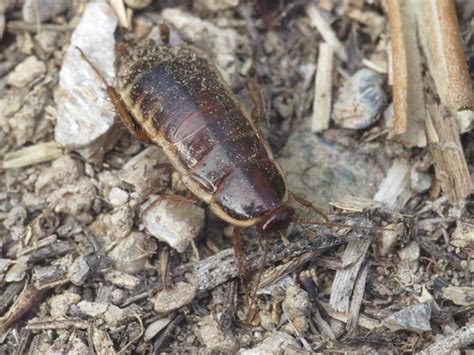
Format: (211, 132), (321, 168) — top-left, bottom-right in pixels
(76, 47), (153, 144)
(246, 76), (265, 123)
(289, 191), (329, 223)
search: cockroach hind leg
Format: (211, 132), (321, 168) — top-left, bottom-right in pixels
(289, 191), (330, 223)
(246, 76), (265, 123)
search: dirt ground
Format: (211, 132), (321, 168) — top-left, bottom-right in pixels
(0, 0), (473, 354)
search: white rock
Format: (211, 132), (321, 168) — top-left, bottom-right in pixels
(5, 261), (27, 282)
(240, 332), (301, 354)
(108, 231), (148, 274)
(55, 3), (118, 154)
(108, 187), (129, 206)
(141, 197), (205, 253)
(23, 0), (69, 24)
(68, 256), (90, 286)
(49, 292), (81, 317)
(152, 282), (197, 313)
(382, 302), (432, 333)
(197, 315), (238, 353)
(144, 317), (172, 340)
(7, 56), (46, 88)
(103, 270), (141, 289)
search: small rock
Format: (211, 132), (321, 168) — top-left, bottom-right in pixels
(382, 302), (432, 333)
(398, 241), (420, 262)
(451, 221), (474, 248)
(410, 164), (432, 193)
(144, 317), (173, 340)
(124, 0), (153, 10)
(240, 331), (301, 354)
(35, 30), (59, 53)
(5, 261), (27, 282)
(194, 0), (239, 11)
(119, 146), (170, 198)
(0, 258), (15, 281)
(103, 270), (141, 290)
(279, 129), (382, 211)
(49, 292), (81, 317)
(90, 205), (134, 242)
(197, 315), (239, 353)
(3, 205), (27, 229)
(333, 68), (386, 129)
(282, 285), (310, 333)
(7, 56), (46, 88)
(23, 0), (69, 24)
(108, 187), (129, 206)
(77, 301), (136, 326)
(35, 155), (83, 195)
(152, 282), (197, 313)
(48, 177), (97, 217)
(141, 197), (205, 253)
(379, 223), (404, 256)
(55, 2), (119, 159)
(442, 286), (474, 306)
(108, 231), (148, 274)
(68, 256), (90, 286)
(162, 8), (245, 75)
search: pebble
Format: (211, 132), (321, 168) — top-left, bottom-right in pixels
(333, 68), (386, 129)
(442, 286), (474, 306)
(279, 128), (381, 211)
(398, 241), (420, 262)
(0, 258), (14, 282)
(48, 292), (81, 317)
(144, 317), (172, 340)
(68, 256), (90, 286)
(48, 177), (97, 217)
(35, 30), (59, 53)
(108, 187), (129, 206)
(194, 0), (239, 11)
(197, 315), (239, 353)
(104, 270), (141, 289)
(152, 281), (197, 313)
(7, 56), (46, 88)
(124, 0), (153, 9)
(22, 0), (69, 24)
(55, 3), (118, 156)
(240, 331), (301, 354)
(281, 285), (310, 333)
(119, 146), (170, 198)
(89, 205), (134, 242)
(450, 221), (474, 248)
(108, 231), (148, 274)
(161, 8), (245, 75)
(410, 163), (432, 193)
(35, 155), (83, 196)
(141, 197), (205, 253)
(5, 261), (27, 282)
(382, 302), (432, 333)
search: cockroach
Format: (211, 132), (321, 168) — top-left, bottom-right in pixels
(78, 26), (328, 279)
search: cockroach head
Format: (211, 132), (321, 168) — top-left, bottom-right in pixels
(256, 204), (294, 235)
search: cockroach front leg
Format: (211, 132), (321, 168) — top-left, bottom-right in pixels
(289, 191), (329, 223)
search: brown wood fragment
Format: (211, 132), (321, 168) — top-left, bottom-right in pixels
(416, 0), (474, 131)
(0, 282), (46, 331)
(426, 105), (472, 202)
(386, 0), (427, 147)
(25, 318), (89, 331)
(346, 261), (370, 334)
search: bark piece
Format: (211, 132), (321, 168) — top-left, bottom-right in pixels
(426, 104), (472, 202)
(312, 43), (333, 132)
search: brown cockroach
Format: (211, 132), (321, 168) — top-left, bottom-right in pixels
(78, 28), (328, 279)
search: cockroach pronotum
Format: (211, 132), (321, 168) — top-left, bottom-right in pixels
(78, 25), (330, 282)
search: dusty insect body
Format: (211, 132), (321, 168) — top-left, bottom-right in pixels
(79, 29), (322, 275)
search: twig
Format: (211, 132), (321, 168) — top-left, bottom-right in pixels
(417, 322), (474, 355)
(312, 43), (334, 132)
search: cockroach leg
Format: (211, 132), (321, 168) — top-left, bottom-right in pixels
(76, 47), (153, 144)
(158, 23), (171, 45)
(289, 191), (329, 223)
(246, 233), (270, 322)
(246, 76), (265, 123)
(232, 227), (246, 283)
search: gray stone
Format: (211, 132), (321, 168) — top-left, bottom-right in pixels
(333, 69), (386, 129)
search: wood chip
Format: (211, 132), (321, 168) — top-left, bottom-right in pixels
(2, 141), (62, 169)
(386, 0), (427, 147)
(373, 159), (412, 210)
(426, 104), (472, 202)
(311, 42), (333, 132)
